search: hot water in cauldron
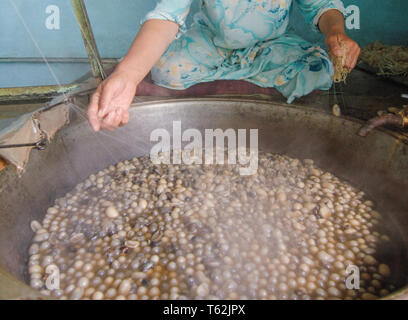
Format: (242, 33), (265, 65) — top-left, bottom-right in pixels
(27, 149), (402, 300)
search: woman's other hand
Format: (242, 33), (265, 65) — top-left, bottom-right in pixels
(325, 32), (360, 70)
(319, 9), (360, 70)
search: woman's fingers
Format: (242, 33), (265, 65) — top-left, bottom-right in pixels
(120, 109), (130, 126)
(88, 86), (102, 132)
(88, 78), (125, 131)
(98, 82), (116, 119)
(88, 69), (139, 131)
(100, 109), (123, 131)
(326, 33), (360, 70)
(342, 40), (359, 69)
(326, 35), (344, 57)
(340, 36), (360, 70)
(346, 45), (361, 69)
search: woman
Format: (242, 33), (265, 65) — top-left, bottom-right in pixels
(88, 0), (360, 131)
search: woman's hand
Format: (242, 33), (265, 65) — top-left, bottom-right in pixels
(325, 32), (361, 70)
(318, 9), (360, 70)
(88, 70), (138, 131)
(87, 20), (180, 132)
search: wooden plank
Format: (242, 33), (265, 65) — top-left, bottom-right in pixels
(0, 157), (7, 171)
(71, 0), (105, 81)
(0, 84), (79, 104)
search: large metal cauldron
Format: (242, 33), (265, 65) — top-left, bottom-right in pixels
(0, 98), (407, 299)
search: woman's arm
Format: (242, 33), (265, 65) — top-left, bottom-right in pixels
(116, 19), (179, 85)
(88, 19), (179, 132)
(318, 9), (360, 70)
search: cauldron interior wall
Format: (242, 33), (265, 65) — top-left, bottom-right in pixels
(0, 99), (407, 298)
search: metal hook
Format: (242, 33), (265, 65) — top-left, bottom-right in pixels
(0, 136), (48, 150)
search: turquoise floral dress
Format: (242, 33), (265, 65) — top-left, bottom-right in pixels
(143, 0), (346, 103)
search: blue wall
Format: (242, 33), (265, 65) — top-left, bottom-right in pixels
(0, 0), (407, 88)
